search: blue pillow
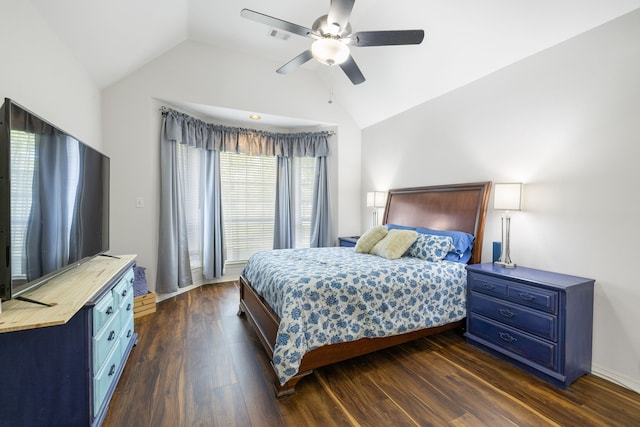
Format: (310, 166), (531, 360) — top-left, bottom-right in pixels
(416, 227), (475, 263)
(386, 223), (416, 231)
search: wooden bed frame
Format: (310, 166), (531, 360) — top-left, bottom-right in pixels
(238, 181), (492, 397)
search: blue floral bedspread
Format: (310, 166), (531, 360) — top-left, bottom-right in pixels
(241, 247), (467, 385)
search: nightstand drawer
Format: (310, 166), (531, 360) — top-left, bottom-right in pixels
(468, 314), (558, 371)
(468, 272), (508, 297)
(469, 292), (558, 341)
(507, 283), (558, 314)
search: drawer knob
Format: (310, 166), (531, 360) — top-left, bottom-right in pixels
(518, 292), (535, 301)
(498, 332), (518, 343)
(108, 330), (116, 341)
(498, 308), (516, 318)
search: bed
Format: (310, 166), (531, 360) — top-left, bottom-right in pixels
(238, 181), (491, 397)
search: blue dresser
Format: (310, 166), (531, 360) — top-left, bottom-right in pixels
(0, 255), (137, 426)
(465, 263), (594, 388)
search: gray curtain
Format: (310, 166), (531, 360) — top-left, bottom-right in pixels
(156, 124), (193, 293)
(157, 108), (332, 292)
(201, 150), (225, 280)
(310, 156), (331, 247)
(162, 109), (330, 156)
(273, 157), (294, 249)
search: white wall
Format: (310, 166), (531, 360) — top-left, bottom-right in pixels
(0, 0), (101, 148)
(361, 10), (640, 392)
(102, 40), (362, 297)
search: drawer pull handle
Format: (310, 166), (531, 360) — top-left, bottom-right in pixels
(108, 364), (116, 377)
(127, 330), (133, 338)
(121, 289), (128, 297)
(498, 309), (516, 318)
(499, 332), (517, 343)
(480, 282), (496, 290)
(106, 306), (114, 315)
(108, 330), (116, 341)
(127, 303), (132, 311)
(518, 292), (535, 301)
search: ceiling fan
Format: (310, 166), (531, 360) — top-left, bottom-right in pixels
(241, 0), (424, 85)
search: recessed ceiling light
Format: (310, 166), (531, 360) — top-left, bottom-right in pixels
(249, 114), (261, 120)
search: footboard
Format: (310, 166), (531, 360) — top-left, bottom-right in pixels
(238, 275), (314, 397)
(238, 275), (279, 358)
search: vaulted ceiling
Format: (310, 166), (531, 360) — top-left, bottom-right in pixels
(30, 0), (640, 128)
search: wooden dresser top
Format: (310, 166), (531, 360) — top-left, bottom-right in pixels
(0, 254), (136, 333)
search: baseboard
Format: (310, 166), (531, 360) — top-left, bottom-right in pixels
(155, 262), (245, 303)
(592, 364), (640, 394)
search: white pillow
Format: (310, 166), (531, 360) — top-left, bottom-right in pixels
(355, 225), (388, 253)
(370, 229), (418, 260)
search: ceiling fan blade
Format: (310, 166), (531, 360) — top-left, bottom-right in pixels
(351, 30), (425, 46)
(276, 50), (314, 74)
(241, 8), (315, 38)
(339, 55), (366, 85)
(327, 0), (355, 32)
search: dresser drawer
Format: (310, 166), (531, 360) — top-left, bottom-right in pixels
(119, 313), (135, 357)
(93, 291), (117, 336)
(507, 282), (558, 314)
(113, 268), (134, 308)
(468, 313), (558, 371)
(469, 292), (558, 341)
(93, 310), (121, 369)
(93, 343), (123, 412)
(468, 272), (508, 298)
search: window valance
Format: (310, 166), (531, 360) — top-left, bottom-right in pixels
(162, 108), (330, 157)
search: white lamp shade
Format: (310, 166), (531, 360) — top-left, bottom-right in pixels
(367, 191), (387, 208)
(311, 38), (350, 65)
(494, 183), (522, 211)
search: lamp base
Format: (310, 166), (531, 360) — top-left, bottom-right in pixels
(494, 260), (517, 269)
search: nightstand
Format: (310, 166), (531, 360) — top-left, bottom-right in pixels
(465, 263), (594, 388)
(338, 236), (359, 247)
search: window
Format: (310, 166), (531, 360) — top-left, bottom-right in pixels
(220, 152), (277, 262)
(292, 157), (315, 248)
(220, 152), (316, 262)
(177, 144), (203, 269)
(177, 147), (316, 268)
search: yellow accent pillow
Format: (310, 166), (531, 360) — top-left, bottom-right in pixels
(370, 229), (418, 259)
(355, 225), (388, 253)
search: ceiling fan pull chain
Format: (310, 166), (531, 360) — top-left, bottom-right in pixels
(328, 66), (334, 104)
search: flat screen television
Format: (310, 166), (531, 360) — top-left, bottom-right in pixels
(0, 98), (109, 302)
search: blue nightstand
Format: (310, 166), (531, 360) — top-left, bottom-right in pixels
(465, 263), (594, 388)
(338, 236), (359, 247)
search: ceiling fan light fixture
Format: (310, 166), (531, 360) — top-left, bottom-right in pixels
(311, 38), (350, 65)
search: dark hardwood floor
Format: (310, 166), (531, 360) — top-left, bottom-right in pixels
(104, 281), (640, 426)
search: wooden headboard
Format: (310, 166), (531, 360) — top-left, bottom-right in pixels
(382, 182), (492, 265)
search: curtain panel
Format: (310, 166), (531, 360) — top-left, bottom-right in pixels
(157, 108), (332, 294)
